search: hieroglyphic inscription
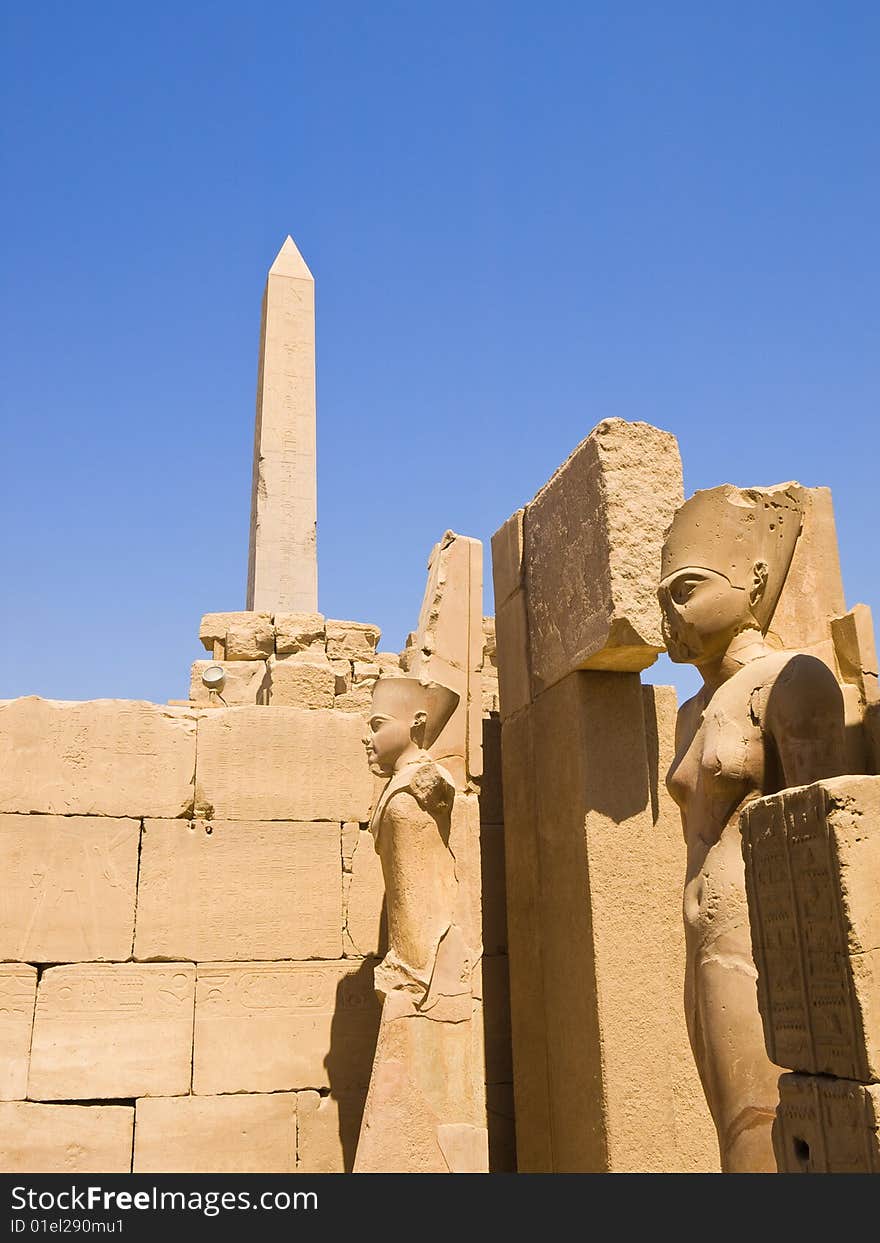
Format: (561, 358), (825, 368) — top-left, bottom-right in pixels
(193, 960), (380, 1095)
(0, 815), (139, 962)
(135, 820), (342, 961)
(194, 708), (373, 822)
(0, 965), (37, 1099)
(742, 776), (880, 1081)
(773, 1074), (880, 1173)
(28, 964), (195, 1100)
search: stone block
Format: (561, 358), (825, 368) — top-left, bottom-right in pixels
(343, 827), (386, 958)
(200, 611), (268, 652)
(523, 419), (683, 690)
(0, 1102), (133, 1173)
(486, 1081), (517, 1173)
(28, 964), (195, 1100)
(0, 965), (36, 1099)
(267, 654), (335, 708)
(0, 698), (196, 818)
(134, 1094), (297, 1173)
(325, 620), (381, 660)
(742, 774), (880, 1082)
(225, 614), (275, 660)
(274, 611), (326, 655)
(768, 487), (846, 667)
(483, 955), (513, 1084)
(494, 590), (531, 720)
(491, 508), (524, 609)
(135, 819), (342, 961)
(774, 1074), (880, 1173)
(480, 715), (504, 824)
(333, 685), (373, 715)
(0, 815), (139, 962)
(330, 659), (351, 694)
(193, 959), (380, 1095)
(189, 660), (268, 706)
(195, 706), (372, 822)
(297, 1088), (367, 1173)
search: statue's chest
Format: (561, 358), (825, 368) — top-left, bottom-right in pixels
(668, 680), (769, 841)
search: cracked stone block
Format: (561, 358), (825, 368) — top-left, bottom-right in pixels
(0, 1103), (133, 1173)
(774, 1074), (880, 1173)
(0, 965), (36, 1099)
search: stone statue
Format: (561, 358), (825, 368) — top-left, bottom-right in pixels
(658, 483), (847, 1172)
(354, 675), (486, 1172)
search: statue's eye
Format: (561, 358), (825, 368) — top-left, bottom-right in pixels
(672, 577), (701, 605)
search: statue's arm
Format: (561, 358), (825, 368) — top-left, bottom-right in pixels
(764, 654), (847, 786)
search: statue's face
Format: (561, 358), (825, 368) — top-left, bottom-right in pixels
(658, 567), (753, 665)
(365, 712), (412, 776)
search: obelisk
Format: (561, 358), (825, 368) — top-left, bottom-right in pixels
(246, 235), (318, 612)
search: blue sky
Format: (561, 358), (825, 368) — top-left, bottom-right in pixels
(1, 3), (877, 706)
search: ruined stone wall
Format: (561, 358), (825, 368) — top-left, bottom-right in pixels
(0, 614), (512, 1173)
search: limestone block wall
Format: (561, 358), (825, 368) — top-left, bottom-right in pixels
(0, 618), (513, 1173)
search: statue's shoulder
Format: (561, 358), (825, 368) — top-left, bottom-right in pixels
(377, 756), (455, 824)
(745, 650), (843, 730)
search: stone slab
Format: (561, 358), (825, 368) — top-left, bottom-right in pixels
(275, 611), (326, 655)
(28, 964), (195, 1100)
(0, 1102), (133, 1173)
(494, 590), (531, 720)
(190, 660), (268, 706)
(774, 1074), (880, 1173)
(135, 820), (342, 961)
(195, 706), (372, 822)
(193, 960), (380, 1095)
(296, 1088), (367, 1173)
(134, 1094), (297, 1173)
(742, 774), (880, 1082)
(0, 698), (196, 818)
(268, 655), (335, 708)
(490, 509), (524, 609)
(480, 826), (508, 956)
(0, 965), (37, 1099)
(225, 614), (275, 660)
(0, 815), (139, 962)
(522, 419), (683, 689)
(325, 620), (380, 660)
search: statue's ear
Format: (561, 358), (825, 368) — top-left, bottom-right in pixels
(750, 559), (769, 609)
(411, 709), (428, 741)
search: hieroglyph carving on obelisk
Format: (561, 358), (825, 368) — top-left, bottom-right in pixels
(246, 236), (318, 613)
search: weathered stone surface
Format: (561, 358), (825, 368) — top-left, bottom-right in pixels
(774, 1074), (880, 1173)
(189, 660), (268, 706)
(0, 1102), (133, 1173)
(333, 685), (373, 714)
(268, 654), (335, 708)
(482, 955), (513, 1085)
(480, 716), (504, 824)
(742, 775), (880, 1082)
(491, 509), (524, 609)
(0, 698), (196, 818)
(225, 614), (275, 660)
(195, 707), (372, 822)
(522, 419), (683, 689)
(193, 960), (380, 1095)
(274, 611), (326, 655)
(0, 965), (36, 1099)
(135, 820), (342, 961)
(247, 237), (318, 614)
(768, 487), (846, 669)
(486, 1080), (517, 1173)
(325, 620), (381, 660)
(28, 964), (195, 1100)
(199, 611), (259, 653)
(494, 590), (531, 720)
(330, 659), (351, 694)
(134, 1094), (297, 1173)
(0, 815), (139, 962)
(343, 827), (386, 958)
(297, 1088), (367, 1173)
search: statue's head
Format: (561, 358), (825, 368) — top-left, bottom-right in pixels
(658, 483), (803, 666)
(365, 675), (459, 776)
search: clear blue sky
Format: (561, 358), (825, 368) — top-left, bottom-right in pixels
(1, 3), (877, 706)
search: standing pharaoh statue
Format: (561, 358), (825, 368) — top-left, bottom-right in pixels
(658, 483), (847, 1172)
(354, 675), (486, 1173)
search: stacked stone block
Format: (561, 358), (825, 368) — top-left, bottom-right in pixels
(491, 418), (718, 1172)
(189, 612), (395, 713)
(0, 612), (513, 1172)
(742, 774), (880, 1172)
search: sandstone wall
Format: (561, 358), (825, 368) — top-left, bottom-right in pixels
(0, 616), (512, 1173)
